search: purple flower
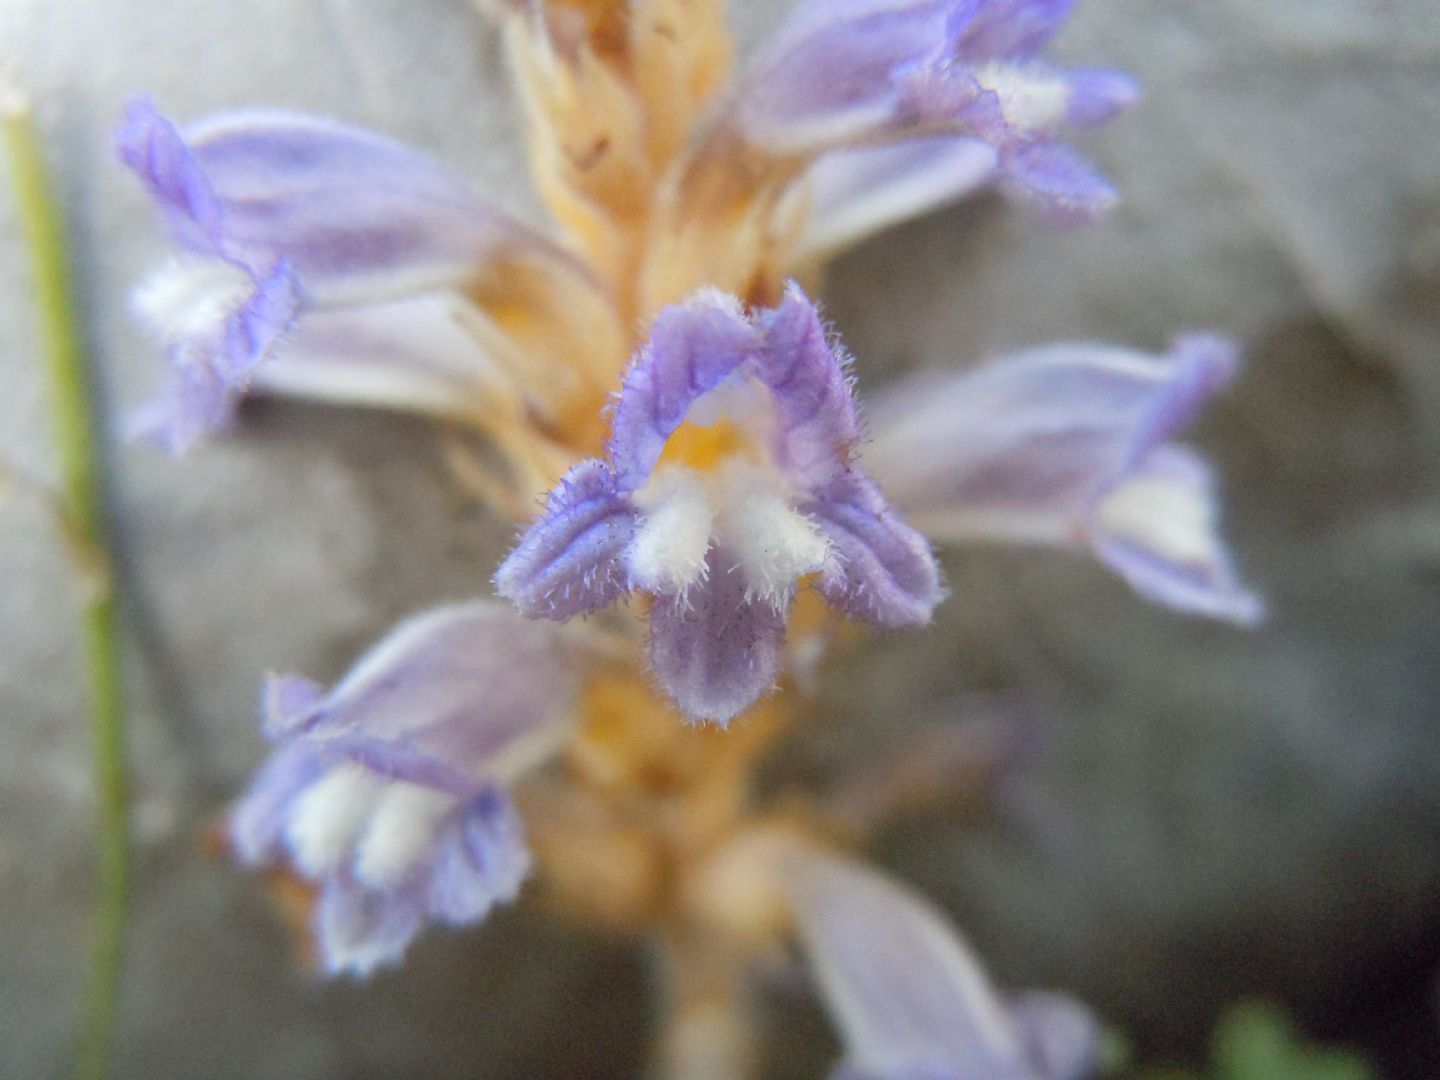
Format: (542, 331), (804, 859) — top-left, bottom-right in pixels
(495, 285), (944, 724)
(229, 602), (579, 975)
(727, 0), (1139, 246)
(862, 335), (1262, 623)
(781, 848), (1099, 1080)
(117, 98), (614, 452)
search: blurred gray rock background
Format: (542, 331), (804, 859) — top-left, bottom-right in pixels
(1, 0), (1438, 1077)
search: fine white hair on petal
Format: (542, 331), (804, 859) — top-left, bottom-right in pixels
(1095, 472), (1219, 569)
(132, 258), (257, 345)
(1090, 445), (1264, 625)
(285, 764), (383, 878)
(717, 480), (830, 606)
(685, 286), (749, 320)
(972, 61), (1074, 133)
(628, 468), (717, 595)
(354, 782), (459, 888)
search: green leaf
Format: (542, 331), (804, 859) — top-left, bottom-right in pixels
(1214, 1002), (1371, 1080)
(1134, 1000), (1373, 1080)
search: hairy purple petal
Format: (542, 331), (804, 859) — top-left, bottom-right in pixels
(499, 286), (943, 721)
(864, 335), (1260, 622)
(426, 789), (531, 924)
(754, 286), (861, 486)
(998, 140), (1117, 224)
(261, 674), (327, 739)
(948, 0), (1075, 61)
(807, 472), (945, 628)
(865, 336), (1235, 523)
(315, 873), (428, 978)
(116, 97), (228, 257)
(495, 461), (639, 620)
(734, 1), (957, 152)
(1064, 70), (1141, 127)
(148, 104), (549, 299)
(498, 286), (945, 720)
(781, 848), (1096, 1080)
(126, 351), (231, 453)
(236, 768), (533, 977)
(260, 601), (578, 791)
(213, 260), (304, 379)
(898, 63), (1008, 140)
(228, 742), (328, 865)
(121, 97), (531, 294)
(129, 259), (302, 453)
(608, 295), (761, 491)
(648, 547), (786, 726)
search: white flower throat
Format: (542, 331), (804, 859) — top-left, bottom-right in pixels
(625, 376), (830, 606)
(286, 763), (458, 887)
(133, 258), (254, 345)
(973, 62), (1073, 134)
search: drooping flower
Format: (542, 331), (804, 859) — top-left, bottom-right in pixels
(229, 603), (580, 975)
(116, 98), (623, 460)
(780, 847), (1099, 1080)
(861, 335), (1262, 623)
(487, 0), (1136, 314)
(717, 0), (1140, 241)
(496, 284), (944, 724)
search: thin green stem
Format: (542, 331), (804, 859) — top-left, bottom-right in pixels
(3, 84), (131, 1080)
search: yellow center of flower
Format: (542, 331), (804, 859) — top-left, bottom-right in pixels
(657, 417), (752, 471)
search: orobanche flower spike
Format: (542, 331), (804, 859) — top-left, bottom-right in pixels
(122, 0), (1261, 1076)
(496, 285), (944, 724)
